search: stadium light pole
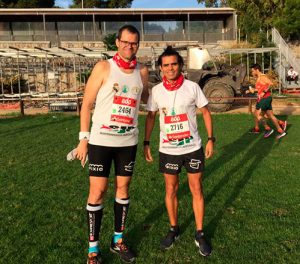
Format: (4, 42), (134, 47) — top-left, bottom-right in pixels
(82, 0), (85, 40)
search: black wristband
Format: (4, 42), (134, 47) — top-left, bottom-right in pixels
(207, 136), (216, 143)
(143, 140), (150, 146)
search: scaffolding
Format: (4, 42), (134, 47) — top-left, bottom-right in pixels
(0, 46), (106, 98)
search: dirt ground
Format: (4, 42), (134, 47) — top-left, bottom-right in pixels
(1, 99), (300, 117)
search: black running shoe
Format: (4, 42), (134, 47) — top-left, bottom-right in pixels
(160, 227), (179, 250)
(110, 239), (136, 263)
(87, 254), (102, 264)
(195, 231), (212, 257)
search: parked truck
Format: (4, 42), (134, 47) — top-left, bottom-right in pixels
(148, 46), (247, 112)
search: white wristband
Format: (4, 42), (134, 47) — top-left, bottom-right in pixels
(79, 132), (90, 141)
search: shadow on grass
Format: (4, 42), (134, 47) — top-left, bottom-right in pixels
(180, 130), (276, 242)
(122, 129), (276, 260)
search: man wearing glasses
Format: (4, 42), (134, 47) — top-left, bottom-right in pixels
(75, 25), (148, 264)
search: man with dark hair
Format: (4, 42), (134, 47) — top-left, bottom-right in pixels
(144, 46), (214, 257)
(117, 24), (140, 42)
(249, 63), (286, 139)
(287, 66), (299, 85)
(75, 24), (148, 264)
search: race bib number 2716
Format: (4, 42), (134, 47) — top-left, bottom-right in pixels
(164, 113), (190, 141)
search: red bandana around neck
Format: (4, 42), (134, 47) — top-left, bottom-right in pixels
(113, 53), (137, 69)
(162, 74), (184, 91)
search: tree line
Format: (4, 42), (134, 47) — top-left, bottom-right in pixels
(0, 0), (133, 8)
(198, 0), (300, 41)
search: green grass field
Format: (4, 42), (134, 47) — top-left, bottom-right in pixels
(1, 113), (300, 264)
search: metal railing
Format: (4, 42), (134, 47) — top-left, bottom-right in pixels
(272, 28), (300, 77)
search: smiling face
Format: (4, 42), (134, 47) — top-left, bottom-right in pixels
(116, 29), (139, 61)
(160, 55), (182, 82)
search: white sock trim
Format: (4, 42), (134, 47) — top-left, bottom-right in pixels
(115, 198), (130, 205)
(86, 204), (103, 211)
(89, 241), (99, 248)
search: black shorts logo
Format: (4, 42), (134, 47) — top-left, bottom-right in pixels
(165, 163), (179, 170)
(89, 164), (104, 172)
(189, 159), (201, 169)
(124, 161), (135, 172)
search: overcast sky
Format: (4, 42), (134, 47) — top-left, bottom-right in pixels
(55, 0), (202, 8)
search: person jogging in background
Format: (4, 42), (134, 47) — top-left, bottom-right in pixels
(249, 64), (287, 139)
(247, 110), (287, 137)
(75, 25), (148, 264)
(144, 46), (214, 257)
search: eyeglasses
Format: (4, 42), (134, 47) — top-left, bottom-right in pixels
(119, 39), (139, 48)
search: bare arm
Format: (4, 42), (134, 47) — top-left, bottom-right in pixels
(76, 60), (109, 166)
(140, 64), (149, 104)
(198, 105), (214, 159)
(144, 111), (157, 162)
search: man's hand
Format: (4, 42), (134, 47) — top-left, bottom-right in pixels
(76, 140), (88, 167)
(205, 141), (214, 159)
(248, 86), (255, 94)
(144, 145), (153, 162)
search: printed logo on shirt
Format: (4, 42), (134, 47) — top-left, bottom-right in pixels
(131, 86), (141, 95)
(100, 124), (135, 135)
(189, 159), (201, 169)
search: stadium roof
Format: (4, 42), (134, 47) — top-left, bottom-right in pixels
(0, 7), (236, 15)
(0, 8), (236, 22)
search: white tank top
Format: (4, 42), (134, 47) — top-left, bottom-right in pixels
(89, 59), (143, 147)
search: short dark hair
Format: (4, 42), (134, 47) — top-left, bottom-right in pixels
(117, 25), (140, 42)
(251, 63), (261, 72)
(158, 46), (184, 67)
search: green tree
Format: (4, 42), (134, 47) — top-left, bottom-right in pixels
(274, 0), (300, 40)
(197, 0), (228, 7)
(198, 0), (300, 43)
(0, 0), (54, 7)
(103, 33), (117, 50)
(71, 0), (133, 8)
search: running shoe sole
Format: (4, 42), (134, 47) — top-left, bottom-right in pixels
(195, 240), (212, 257)
(264, 129), (274, 138)
(276, 132), (287, 139)
(110, 248), (135, 263)
(282, 121), (287, 131)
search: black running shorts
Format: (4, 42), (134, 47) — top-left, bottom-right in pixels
(88, 144), (137, 177)
(159, 148), (205, 175)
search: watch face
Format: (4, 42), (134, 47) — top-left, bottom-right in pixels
(208, 137), (216, 142)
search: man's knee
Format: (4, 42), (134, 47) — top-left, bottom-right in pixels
(88, 188), (107, 204)
(189, 181), (203, 198)
(115, 179), (131, 198)
(165, 183), (178, 199)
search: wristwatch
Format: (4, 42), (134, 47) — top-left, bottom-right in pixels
(207, 136), (216, 143)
